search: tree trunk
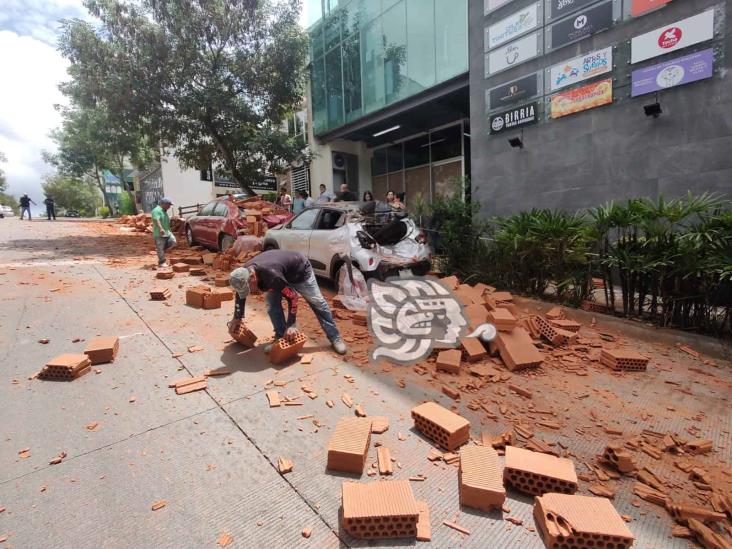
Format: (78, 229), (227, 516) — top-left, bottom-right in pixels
(93, 164), (111, 210)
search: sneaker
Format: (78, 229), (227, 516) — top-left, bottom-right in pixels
(331, 338), (347, 355)
(262, 343), (273, 354)
(158, 262), (170, 268)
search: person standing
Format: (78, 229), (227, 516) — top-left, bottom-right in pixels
(316, 184), (335, 204)
(292, 190), (306, 215)
(275, 186), (292, 211)
(362, 191), (374, 202)
(19, 194), (36, 220)
(386, 190), (406, 211)
(152, 197), (176, 267)
(336, 183), (357, 202)
(44, 196), (56, 220)
(228, 250), (347, 355)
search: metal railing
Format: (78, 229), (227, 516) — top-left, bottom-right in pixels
(178, 204), (202, 218)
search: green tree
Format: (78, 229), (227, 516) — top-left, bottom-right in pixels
(58, 0), (308, 195)
(42, 174), (102, 216)
(0, 151), (7, 192)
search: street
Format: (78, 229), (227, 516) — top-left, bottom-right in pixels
(0, 219), (730, 548)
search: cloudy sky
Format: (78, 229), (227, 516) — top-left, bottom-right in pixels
(0, 0), (310, 202)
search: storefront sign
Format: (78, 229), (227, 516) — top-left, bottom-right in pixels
(548, 0), (596, 20)
(486, 31), (541, 76)
(489, 102), (539, 134)
(549, 1), (613, 50)
(488, 73), (540, 110)
(485, 0), (515, 14)
(550, 77), (613, 118)
(631, 48), (714, 97)
(631, 10), (714, 64)
(250, 176), (278, 192)
(631, 0), (672, 17)
(549, 46), (612, 91)
(486, 3), (540, 50)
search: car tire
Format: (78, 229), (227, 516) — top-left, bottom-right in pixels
(219, 234), (235, 253)
(186, 226), (196, 247)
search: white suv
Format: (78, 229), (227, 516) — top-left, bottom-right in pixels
(263, 202), (431, 283)
(0, 205), (14, 218)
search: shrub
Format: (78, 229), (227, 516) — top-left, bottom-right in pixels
(99, 206), (111, 218)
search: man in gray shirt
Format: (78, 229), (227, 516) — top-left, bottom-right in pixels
(316, 183), (335, 203)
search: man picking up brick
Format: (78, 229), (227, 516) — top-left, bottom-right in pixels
(228, 250), (347, 355)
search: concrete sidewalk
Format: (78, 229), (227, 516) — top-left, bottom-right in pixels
(0, 219), (729, 548)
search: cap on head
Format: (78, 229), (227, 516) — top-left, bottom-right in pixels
(160, 197), (173, 205)
(229, 267), (252, 298)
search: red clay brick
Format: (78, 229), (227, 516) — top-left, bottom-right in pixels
(341, 480), (419, 539)
(231, 323), (258, 347)
(504, 446), (578, 496)
(600, 348), (649, 372)
(186, 285), (211, 308)
(84, 336), (119, 365)
(439, 275), (459, 290)
(459, 445), (505, 512)
(603, 444), (636, 473)
(411, 402), (470, 451)
(460, 338), (487, 362)
(548, 319), (581, 332)
(269, 331), (307, 365)
(155, 270), (175, 280)
(172, 262), (190, 273)
(534, 493), (634, 549)
(441, 384), (460, 400)
(416, 501), (431, 542)
(377, 446), (393, 475)
(494, 327), (544, 371)
(545, 307), (564, 320)
(39, 354), (91, 381)
(214, 275), (230, 287)
(532, 315), (576, 346)
(149, 287), (171, 300)
(327, 418), (372, 474)
(175, 378), (207, 394)
(487, 307), (517, 332)
(213, 288), (234, 301)
(491, 291), (513, 303)
(464, 303), (488, 329)
(436, 349), (462, 373)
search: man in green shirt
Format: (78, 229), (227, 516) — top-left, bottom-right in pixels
(152, 197), (176, 267)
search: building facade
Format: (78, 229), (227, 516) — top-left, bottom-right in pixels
(306, 0), (729, 216)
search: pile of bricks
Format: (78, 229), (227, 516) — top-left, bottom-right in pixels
(269, 330), (307, 365)
(150, 287), (171, 300)
(84, 337), (119, 365)
(38, 354), (92, 381)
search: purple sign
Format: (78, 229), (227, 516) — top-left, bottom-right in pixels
(631, 48), (714, 97)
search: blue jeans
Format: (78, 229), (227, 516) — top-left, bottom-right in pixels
(21, 207), (31, 220)
(266, 269), (341, 342)
(154, 234), (176, 264)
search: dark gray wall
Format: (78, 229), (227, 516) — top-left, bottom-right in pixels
(469, 0), (731, 217)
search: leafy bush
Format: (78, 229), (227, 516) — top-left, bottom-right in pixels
(118, 192), (136, 215)
(99, 206), (111, 218)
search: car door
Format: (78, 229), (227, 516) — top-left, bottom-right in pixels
(307, 208), (347, 276)
(276, 208), (318, 257)
(194, 201), (218, 246)
(211, 202), (231, 247)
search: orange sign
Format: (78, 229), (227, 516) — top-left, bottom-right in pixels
(631, 0), (672, 17)
(550, 78), (613, 119)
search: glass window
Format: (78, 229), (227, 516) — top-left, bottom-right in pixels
(387, 143), (403, 173)
(325, 48), (344, 128)
(353, 0), (381, 27)
(316, 210), (345, 230)
(431, 125), (462, 162)
(382, 1), (407, 103)
(342, 32), (362, 122)
(404, 134), (430, 168)
(324, 9), (341, 51)
(311, 57), (327, 134)
(372, 148), (387, 176)
(289, 208), (319, 230)
(200, 201), (217, 216)
(435, 0), (467, 81)
(213, 203), (230, 217)
(305, 0), (324, 28)
(406, 0), (435, 95)
(309, 22), (324, 60)
(361, 17), (385, 114)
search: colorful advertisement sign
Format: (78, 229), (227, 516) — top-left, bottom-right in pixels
(486, 31), (541, 76)
(485, 0), (515, 14)
(548, 0), (596, 20)
(550, 1), (614, 50)
(490, 102), (539, 134)
(631, 0), (673, 17)
(550, 77), (613, 118)
(549, 46), (612, 92)
(486, 3), (540, 50)
(631, 10), (714, 64)
(488, 73), (540, 110)
(631, 48), (714, 97)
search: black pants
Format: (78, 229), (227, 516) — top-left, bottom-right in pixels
(46, 206), (56, 220)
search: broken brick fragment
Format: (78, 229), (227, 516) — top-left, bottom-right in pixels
(460, 338), (487, 362)
(376, 447), (393, 475)
(459, 445), (505, 512)
(370, 416), (389, 434)
(411, 402), (470, 451)
(441, 384), (460, 400)
(436, 349), (462, 373)
(172, 263), (190, 273)
(416, 501), (431, 541)
(603, 444), (636, 473)
(277, 457), (293, 474)
(532, 315), (576, 346)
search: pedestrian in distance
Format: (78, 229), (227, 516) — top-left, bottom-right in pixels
(19, 193), (36, 220)
(275, 186), (292, 212)
(362, 191), (374, 202)
(336, 183), (357, 202)
(152, 197), (176, 268)
(292, 190), (313, 215)
(44, 196), (56, 220)
(316, 183), (335, 203)
(228, 249), (347, 355)
(386, 190), (406, 211)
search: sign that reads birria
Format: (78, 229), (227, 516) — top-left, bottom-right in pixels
(549, 46), (612, 92)
(631, 48), (714, 97)
(489, 102), (539, 134)
(549, 0), (596, 20)
(489, 73), (539, 110)
(550, 78), (613, 119)
(550, 1), (613, 50)
(631, 10), (714, 64)
(487, 3), (540, 50)
(486, 31), (541, 76)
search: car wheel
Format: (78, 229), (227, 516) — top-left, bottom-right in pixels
(186, 226), (196, 247)
(219, 234), (235, 253)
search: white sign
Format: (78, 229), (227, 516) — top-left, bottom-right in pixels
(486, 3), (540, 50)
(486, 31), (541, 76)
(631, 10), (714, 64)
(549, 47), (613, 92)
(485, 0), (515, 14)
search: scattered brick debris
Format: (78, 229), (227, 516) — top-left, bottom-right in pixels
(277, 457), (294, 474)
(377, 447), (393, 475)
(341, 393), (353, 408)
(18, 448), (31, 459)
(327, 418), (372, 474)
(508, 383), (532, 399)
(436, 349), (462, 373)
(505, 517), (523, 526)
(187, 345), (204, 353)
(49, 451), (67, 465)
(459, 445), (505, 512)
(442, 384), (460, 400)
(151, 500), (167, 511)
(443, 520), (470, 535)
(217, 532), (233, 547)
(38, 339), (49, 344)
(412, 402), (470, 451)
(205, 367), (232, 377)
(416, 501), (431, 541)
(370, 416), (389, 434)
(342, 480), (419, 539)
(503, 446), (578, 496)
(173, 376), (208, 395)
(300, 354), (313, 364)
(129, 395), (137, 403)
(266, 390), (281, 407)
(301, 527), (312, 539)
(354, 404), (366, 417)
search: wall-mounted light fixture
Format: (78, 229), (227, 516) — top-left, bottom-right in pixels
(508, 129), (524, 149)
(372, 125), (401, 137)
(644, 102), (662, 118)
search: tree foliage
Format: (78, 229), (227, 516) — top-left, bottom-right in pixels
(58, 0), (308, 195)
(42, 174), (102, 216)
(0, 151), (7, 192)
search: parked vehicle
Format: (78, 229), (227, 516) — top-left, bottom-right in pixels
(65, 210), (80, 218)
(0, 205), (14, 218)
(263, 202), (432, 284)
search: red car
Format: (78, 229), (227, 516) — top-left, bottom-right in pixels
(184, 195), (292, 252)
